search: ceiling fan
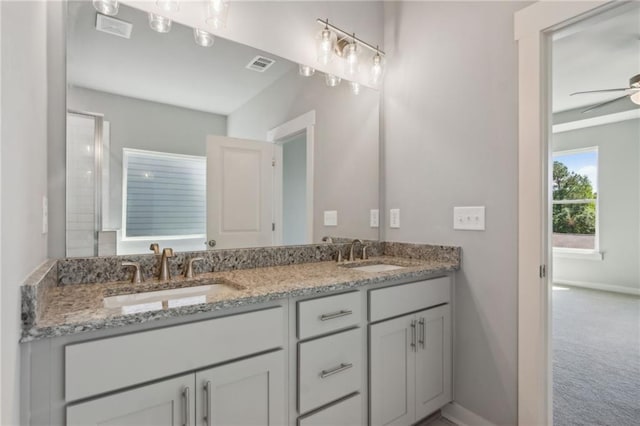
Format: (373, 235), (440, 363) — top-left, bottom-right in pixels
(570, 73), (640, 113)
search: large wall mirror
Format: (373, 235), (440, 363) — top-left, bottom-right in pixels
(65, 1), (380, 257)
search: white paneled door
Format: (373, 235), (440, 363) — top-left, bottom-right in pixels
(206, 135), (274, 249)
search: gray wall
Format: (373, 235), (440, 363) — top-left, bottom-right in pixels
(228, 68), (380, 242)
(1, 1), (49, 424)
(552, 119), (640, 292)
(66, 87), (226, 242)
(382, 2), (527, 424)
(283, 134), (307, 245)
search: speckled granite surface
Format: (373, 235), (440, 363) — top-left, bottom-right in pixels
(21, 242), (460, 342)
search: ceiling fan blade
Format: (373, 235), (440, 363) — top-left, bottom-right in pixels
(571, 88), (628, 96)
(581, 94), (630, 113)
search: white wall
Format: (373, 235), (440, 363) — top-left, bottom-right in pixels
(552, 119), (640, 293)
(383, 2), (527, 424)
(1, 2), (49, 424)
(228, 67), (380, 242)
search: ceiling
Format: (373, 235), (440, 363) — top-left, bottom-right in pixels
(552, 5), (640, 113)
(67, 1), (296, 115)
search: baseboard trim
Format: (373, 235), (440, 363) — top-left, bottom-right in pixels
(553, 279), (640, 296)
(441, 402), (496, 426)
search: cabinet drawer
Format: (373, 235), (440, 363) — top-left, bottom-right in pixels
(369, 277), (450, 322)
(298, 393), (363, 426)
(298, 291), (361, 339)
(298, 328), (362, 413)
(65, 307), (284, 402)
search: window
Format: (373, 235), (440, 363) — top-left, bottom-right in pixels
(122, 148), (206, 239)
(552, 147), (598, 251)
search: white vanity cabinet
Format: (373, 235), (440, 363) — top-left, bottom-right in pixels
(369, 278), (452, 426)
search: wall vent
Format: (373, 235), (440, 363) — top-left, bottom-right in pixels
(246, 56), (276, 73)
(96, 13), (133, 39)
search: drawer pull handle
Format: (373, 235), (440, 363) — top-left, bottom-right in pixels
(182, 386), (190, 426)
(419, 318), (425, 349)
(203, 381), (211, 426)
(320, 362), (353, 378)
(410, 320), (417, 352)
(319, 310), (353, 321)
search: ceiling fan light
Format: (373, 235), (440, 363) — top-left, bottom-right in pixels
(148, 13), (172, 33)
(193, 28), (215, 47)
(93, 0), (119, 16)
(631, 91), (640, 106)
(299, 64), (315, 77)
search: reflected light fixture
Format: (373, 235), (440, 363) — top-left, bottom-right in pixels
(156, 0), (179, 13)
(371, 50), (384, 86)
(205, 0), (230, 29)
(193, 28), (215, 47)
(93, 0), (119, 16)
(349, 81), (361, 95)
(344, 37), (359, 76)
(299, 64), (315, 77)
(325, 74), (341, 87)
(148, 13), (172, 33)
(316, 20), (336, 65)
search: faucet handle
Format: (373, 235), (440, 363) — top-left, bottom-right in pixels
(336, 248), (343, 263)
(122, 261), (143, 284)
(362, 245), (369, 260)
(184, 257), (204, 278)
(149, 243), (160, 254)
(162, 248), (174, 258)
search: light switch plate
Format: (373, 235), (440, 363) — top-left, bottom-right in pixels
(370, 209), (379, 228)
(390, 209), (400, 228)
(453, 206), (485, 230)
(324, 210), (338, 227)
(42, 196), (48, 234)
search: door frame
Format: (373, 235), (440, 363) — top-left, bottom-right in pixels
(267, 110), (316, 245)
(514, 1), (619, 424)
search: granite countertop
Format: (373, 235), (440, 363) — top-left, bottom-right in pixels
(23, 255), (458, 341)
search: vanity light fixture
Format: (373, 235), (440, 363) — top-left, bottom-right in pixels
(325, 74), (341, 87)
(344, 37), (359, 76)
(156, 0), (180, 13)
(371, 50), (385, 86)
(349, 81), (361, 95)
(148, 12), (172, 33)
(316, 20), (337, 65)
(205, 0), (230, 29)
(299, 64), (315, 77)
(193, 28), (215, 47)
(93, 0), (119, 16)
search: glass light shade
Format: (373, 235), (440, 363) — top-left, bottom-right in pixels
(325, 74), (341, 87)
(370, 53), (385, 86)
(349, 81), (361, 95)
(148, 13), (172, 33)
(93, 0), (119, 16)
(316, 28), (337, 65)
(156, 0), (179, 13)
(205, 0), (230, 29)
(193, 28), (215, 47)
(344, 41), (359, 76)
(299, 64), (315, 77)
(631, 91), (640, 105)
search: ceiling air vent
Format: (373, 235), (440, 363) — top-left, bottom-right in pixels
(246, 56), (276, 73)
(95, 13), (133, 39)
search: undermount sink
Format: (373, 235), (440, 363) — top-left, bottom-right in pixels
(103, 279), (244, 314)
(341, 262), (406, 273)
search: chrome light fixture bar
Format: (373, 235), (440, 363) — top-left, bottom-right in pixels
(315, 18), (386, 58)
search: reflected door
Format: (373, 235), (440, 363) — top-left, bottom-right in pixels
(206, 136), (274, 249)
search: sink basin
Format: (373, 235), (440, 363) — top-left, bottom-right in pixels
(104, 279), (244, 314)
(341, 262), (406, 273)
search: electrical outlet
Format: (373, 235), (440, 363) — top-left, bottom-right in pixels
(453, 206), (485, 230)
(390, 208), (400, 228)
(324, 210), (338, 226)
(42, 196), (48, 234)
(370, 209), (379, 228)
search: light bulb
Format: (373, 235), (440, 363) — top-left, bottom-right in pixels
(156, 0), (179, 13)
(299, 64), (315, 77)
(371, 52), (385, 85)
(93, 0), (119, 16)
(205, 0), (230, 29)
(148, 13), (172, 33)
(193, 28), (215, 47)
(349, 81), (361, 95)
(316, 27), (336, 65)
(325, 74), (341, 87)
(631, 91), (640, 106)
(344, 40), (359, 76)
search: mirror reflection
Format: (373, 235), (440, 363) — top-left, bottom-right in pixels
(65, 1), (380, 257)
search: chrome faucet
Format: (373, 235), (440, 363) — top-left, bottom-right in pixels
(348, 239), (363, 262)
(159, 248), (174, 281)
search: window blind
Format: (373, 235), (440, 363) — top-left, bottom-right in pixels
(124, 149), (206, 238)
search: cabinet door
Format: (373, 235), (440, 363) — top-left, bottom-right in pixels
(415, 305), (452, 420)
(67, 374), (194, 426)
(369, 313), (415, 426)
(196, 350), (285, 426)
